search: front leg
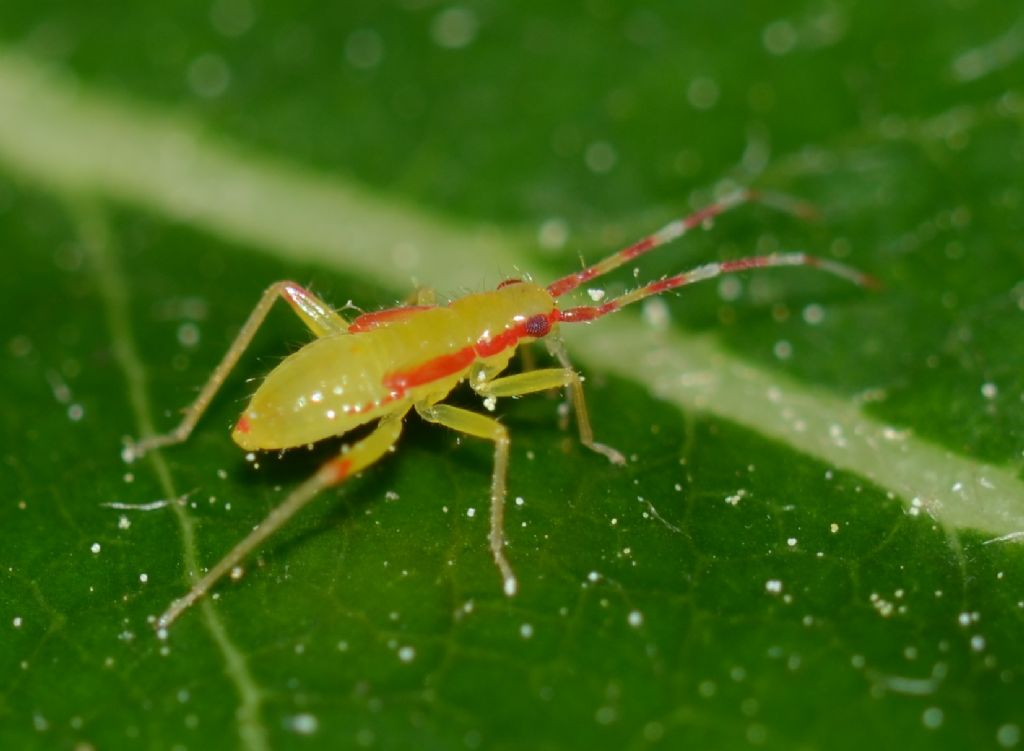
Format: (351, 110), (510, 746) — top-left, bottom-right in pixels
(470, 364), (626, 466)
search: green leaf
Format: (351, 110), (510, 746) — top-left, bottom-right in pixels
(2, 3), (1023, 750)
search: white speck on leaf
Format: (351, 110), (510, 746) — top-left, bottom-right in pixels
(922, 707), (944, 729)
(288, 713), (319, 735)
(997, 724), (1020, 748)
(431, 7), (478, 49)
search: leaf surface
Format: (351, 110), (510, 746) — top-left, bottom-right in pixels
(1, 3), (1023, 749)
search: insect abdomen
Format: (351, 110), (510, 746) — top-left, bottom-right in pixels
(234, 309), (478, 449)
(234, 334), (397, 449)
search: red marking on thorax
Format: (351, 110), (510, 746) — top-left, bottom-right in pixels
(235, 414), (251, 434)
(379, 313), (558, 396)
(383, 347), (477, 394)
(348, 306), (433, 333)
(474, 327), (520, 358)
(471, 313), (557, 359)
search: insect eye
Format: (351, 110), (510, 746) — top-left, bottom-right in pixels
(524, 314), (551, 338)
(497, 278), (522, 289)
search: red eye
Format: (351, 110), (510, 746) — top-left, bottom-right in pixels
(497, 278), (522, 289)
(524, 314), (551, 337)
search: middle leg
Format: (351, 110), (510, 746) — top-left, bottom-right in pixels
(414, 402), (518, 597)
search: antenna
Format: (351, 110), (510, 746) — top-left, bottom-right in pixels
(546, 188), (819, 298)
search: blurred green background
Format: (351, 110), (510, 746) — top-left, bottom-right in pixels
(1, 1), (1023, 749)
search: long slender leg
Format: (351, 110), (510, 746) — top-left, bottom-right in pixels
(126, 281), (348, 461)
(475, 348), (626, 466)
(156, 410), (407, 631)
(414, 402), (518, 597)
(545, 338), (623, 462)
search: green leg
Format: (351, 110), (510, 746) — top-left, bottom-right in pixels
(473, 364), (626, 466)
(415, 402), (519, 596)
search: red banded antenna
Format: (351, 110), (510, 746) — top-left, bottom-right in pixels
(553, 252), (879, 325)
(546, 188), (818, 299)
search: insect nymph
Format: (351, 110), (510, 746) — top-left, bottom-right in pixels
(127, 189), (875, 631)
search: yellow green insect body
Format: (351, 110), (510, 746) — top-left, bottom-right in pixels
(125, 188), (875, 633)
(234, 281), (557, 452)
